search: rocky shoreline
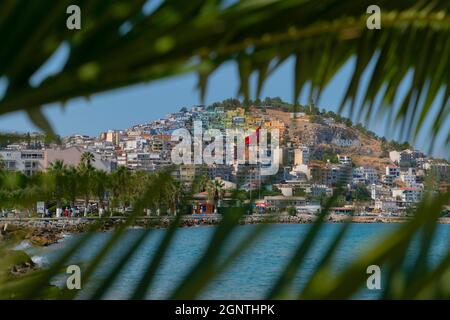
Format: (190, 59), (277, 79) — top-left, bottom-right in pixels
(0, 214), (450, 250)
(1, 215), (449, 248)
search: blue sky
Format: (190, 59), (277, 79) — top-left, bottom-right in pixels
(0, 45), (447, 158)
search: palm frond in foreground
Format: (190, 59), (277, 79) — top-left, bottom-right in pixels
(0, 0), (449, 152)
(0, 0), (449, 299)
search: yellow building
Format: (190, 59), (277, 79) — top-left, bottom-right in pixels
(263, 119), (286, 139)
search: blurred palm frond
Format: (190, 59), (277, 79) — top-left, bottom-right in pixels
(0, 0), (449, 150)
(0, 0), (450, 300)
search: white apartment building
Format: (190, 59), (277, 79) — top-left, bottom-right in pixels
(370, 184), (391, 200)
(375, 199), (398, 212)
(121, 138), (147, 152)
(382, 174), (395, 186)
(309, 184), (333, 197)
(353, 166), (378, 185)
(91, 141), (116, 160)
(337, 154), (352, 166)
(63, 134), (94, 148)
(392, 187), (423, 205)
(403, 167), (416, 175)
(364, 167), (378, 184)
(291, 164), (310, 179)
(389, 149), (423, 167)
(126, 152), (160, 171)
(352, 170), (366, 185)
(117, 154), (127, 167)
(385, 166), (400, 177)
(0, 149), (45, 176)
(400, 174), (417, 187)
(389, 150), (411, 166)
(330, 165), (352, 185)
(264, 196), (310, 209)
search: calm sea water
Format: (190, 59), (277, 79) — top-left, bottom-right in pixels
(28, 223), (450, 299)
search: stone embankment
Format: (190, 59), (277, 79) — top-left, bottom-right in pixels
(1, 214), (449, 248)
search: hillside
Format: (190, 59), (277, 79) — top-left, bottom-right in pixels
(205, 97), (426, 168)
(249, 106), (392, 169)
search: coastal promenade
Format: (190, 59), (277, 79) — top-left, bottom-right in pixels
(2, 214), (449, 227)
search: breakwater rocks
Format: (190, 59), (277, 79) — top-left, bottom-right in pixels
(248, 214), (315, 224)
(2, 215), (449, 248)
(0, 215), (314, 241)
(1, 219), (87, 246)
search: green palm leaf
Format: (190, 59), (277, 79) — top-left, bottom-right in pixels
(0, 0), (449, 301)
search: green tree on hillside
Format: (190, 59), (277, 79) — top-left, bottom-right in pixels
(353, 184), (371, 202)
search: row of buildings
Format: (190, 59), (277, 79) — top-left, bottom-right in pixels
(1, 105), (449, 215)
(0, 146), (115, 174)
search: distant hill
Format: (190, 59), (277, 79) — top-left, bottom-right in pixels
(252, 107), (392, 170)
(208, 97), (419, 169)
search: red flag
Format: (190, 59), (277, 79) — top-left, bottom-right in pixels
(245, 126), (261, 145)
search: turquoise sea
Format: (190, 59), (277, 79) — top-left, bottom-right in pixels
(27, 223), (450, 299)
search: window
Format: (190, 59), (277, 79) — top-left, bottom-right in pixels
(21, 153), (43, 159)
(6, 161), (16, 169)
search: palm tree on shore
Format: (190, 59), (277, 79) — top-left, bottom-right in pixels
(80, 152), (95, 169)
(191, 172), (210, 194)
(93, 170), (109, 216)
(206, 179), (225, 213)
(78, 153), (96, 216)
(110, 165), (131, 214)
(165, 176), (183, 215)
(48, 160), (67, 216)
(213, 179), (225, 201)
(64, 166), (80, 211)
